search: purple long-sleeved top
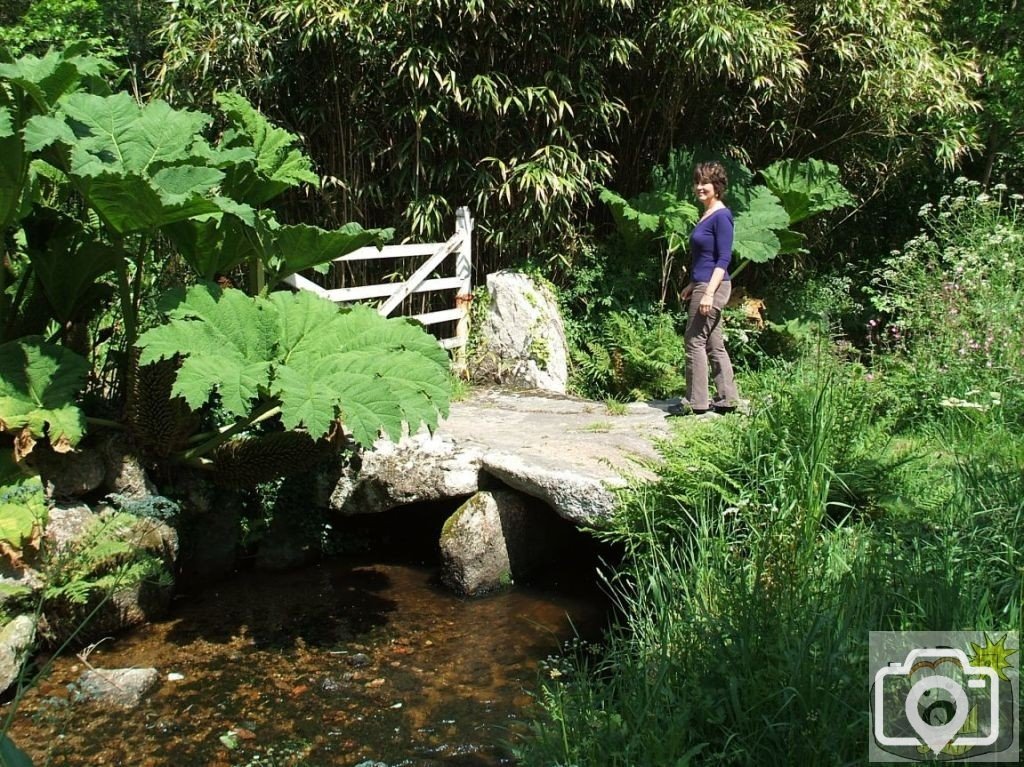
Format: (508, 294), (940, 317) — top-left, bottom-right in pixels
(689, 207), (733, 283)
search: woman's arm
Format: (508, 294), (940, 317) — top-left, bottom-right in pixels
(698, 214), (734, 315)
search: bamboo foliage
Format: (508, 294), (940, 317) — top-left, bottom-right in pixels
(154, 0), (978, 273)
(156, 0), (632, 274)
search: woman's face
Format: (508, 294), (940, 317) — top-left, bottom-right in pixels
(694, 178), (718, 205)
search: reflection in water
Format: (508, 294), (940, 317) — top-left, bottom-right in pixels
(10, 559), (606, 766)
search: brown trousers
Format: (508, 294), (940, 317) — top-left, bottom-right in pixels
(684, 281), (738, 410)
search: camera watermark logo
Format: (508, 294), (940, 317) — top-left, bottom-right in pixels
(870, 631), (1018, 762)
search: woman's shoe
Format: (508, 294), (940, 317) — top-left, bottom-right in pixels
(666, 403), (710, 417)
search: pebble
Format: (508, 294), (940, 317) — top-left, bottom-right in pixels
(319, 677), (344, 693)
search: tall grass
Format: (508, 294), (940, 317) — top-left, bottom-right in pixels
(518, 355), (1023, 766)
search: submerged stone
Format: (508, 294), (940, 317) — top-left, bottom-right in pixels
(75, 667), (159, 708)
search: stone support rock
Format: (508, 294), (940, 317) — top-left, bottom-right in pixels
(439, 489), (552, 596)
(481, 453), (621, 525)
(322, 433), (482, 515)
(42, 505), (179, 642)
(99, 435), (158, 500)
(31, 445), (105, 499)
(43, 503), (97, 553)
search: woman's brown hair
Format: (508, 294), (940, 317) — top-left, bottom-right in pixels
(693, 161), (728, 200)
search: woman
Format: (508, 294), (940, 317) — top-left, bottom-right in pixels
(671, 161), (739, 416)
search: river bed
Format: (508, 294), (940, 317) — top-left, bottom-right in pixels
(8, 556), (607, 766)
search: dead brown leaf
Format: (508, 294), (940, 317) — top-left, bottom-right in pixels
(12, 428), (36, 463)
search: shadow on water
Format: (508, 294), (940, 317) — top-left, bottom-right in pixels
(164, 565), (401, 651)
(9, 498), (612, 767)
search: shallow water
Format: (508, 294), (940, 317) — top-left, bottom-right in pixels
(8, 558), (606, 766)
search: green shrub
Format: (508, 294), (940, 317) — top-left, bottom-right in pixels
(868, 179), (1024, 424)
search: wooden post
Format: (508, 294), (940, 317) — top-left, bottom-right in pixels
(453, 206), (474, 372)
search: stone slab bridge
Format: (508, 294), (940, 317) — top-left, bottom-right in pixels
(319, 387), (679, 594)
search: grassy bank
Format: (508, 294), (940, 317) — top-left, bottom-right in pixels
(517, 354), (1023, 766)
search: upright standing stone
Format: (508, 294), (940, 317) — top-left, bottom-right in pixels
(473, 271), (569, 393)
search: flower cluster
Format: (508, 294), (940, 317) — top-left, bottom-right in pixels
(868, 178), (1024, 407)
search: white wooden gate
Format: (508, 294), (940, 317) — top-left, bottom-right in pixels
(284, 207), (474, 362)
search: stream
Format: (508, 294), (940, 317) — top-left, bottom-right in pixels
(8, 525), (608, 767)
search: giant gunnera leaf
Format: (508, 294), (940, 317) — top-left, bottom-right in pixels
(0, 469), (46, 553)
(136, 285), (451, 447)
(136, 286), (278, 417)
(732, 186), (789, 264)
(0, 337), (89, 451)
(24, 92), (235, 233)
(215, 91), (319, 205)
(760, 158), (855, 225)
(256, 218), (394, 285)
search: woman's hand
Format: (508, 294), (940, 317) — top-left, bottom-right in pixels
(680, 283), (694, 302)
(699, 291), (715, 316)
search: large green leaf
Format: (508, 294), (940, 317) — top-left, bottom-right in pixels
(0, 734), (35, 767)
(760, 158), (855, 225)
(260, 220), (392, 284)
(164, 214), (260, 280)
(731, 226), (781, 264)
(327, 303), (451, 370)
(0, 47), (93, 113)
(215, 91), (319, 205)
(732, 187), (789, 263)
(307, 356), (407, 445)
(0, 338), (88, 449)
(24, 209), (121, 323)
(271, 286), (348, 363)
(268, 295), (450, 444)
(599, 186), (659, 258)
(137, 285), (278, 417)
(635, 192), (698, 234)
(27, 93), (230, 234)
(310, 302), (450, 440)
(0, 117), (26, 231)
(775, 228), (807, 256)
(0, 474), (46, 548)
(71, 170), (223, 234)
(22, 112), (77, 153)
(136, 287), (451, 446)
(600, 177), (699, 260)
(61, 93), (210, 176)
